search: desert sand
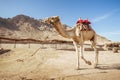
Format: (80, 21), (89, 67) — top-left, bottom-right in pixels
(0, 44), (120, 80)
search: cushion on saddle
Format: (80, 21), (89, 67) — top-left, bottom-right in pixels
(76, 19), (91, 24)
(76, 20), (83, 24)
(83, 20), (91, 24)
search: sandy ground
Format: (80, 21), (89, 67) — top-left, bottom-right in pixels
(0, 44), (120, 80)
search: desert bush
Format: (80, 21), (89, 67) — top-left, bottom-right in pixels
(103, 42), (120, 51)
(112, 47), (118, 53)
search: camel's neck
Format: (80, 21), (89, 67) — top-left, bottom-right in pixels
(52, 21), (74, 39)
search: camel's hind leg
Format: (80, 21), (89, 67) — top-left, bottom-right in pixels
(80, 44), (92, 65)
(91, 41), (99, 68)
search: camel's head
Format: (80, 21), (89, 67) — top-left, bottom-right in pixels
(44, 16), (60, 24)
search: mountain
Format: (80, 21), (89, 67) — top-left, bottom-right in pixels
(0, 14), (111, 44)
(0, 15), (56, 40)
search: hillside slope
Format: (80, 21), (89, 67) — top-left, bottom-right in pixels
(0, 14), (111, 44)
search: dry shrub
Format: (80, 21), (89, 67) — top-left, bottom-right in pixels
(103, 42), (120, 51)
(112, 47), (118, 53)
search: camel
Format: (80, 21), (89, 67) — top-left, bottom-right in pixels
(44, 16), (98, 69)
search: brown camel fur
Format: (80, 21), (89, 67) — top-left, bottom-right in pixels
(44, 16), (99, 69)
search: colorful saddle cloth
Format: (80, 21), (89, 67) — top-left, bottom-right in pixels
(76, 19), (91, 31)
(80, 24), (91, 31)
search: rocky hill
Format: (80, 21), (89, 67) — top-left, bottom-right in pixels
(0, 14), (111, 44)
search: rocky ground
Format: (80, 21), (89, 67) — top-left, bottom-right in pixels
(0, 44), (120, 80)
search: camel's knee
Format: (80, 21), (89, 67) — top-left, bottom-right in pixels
(91, 42), (96, 48)
(81, 56), (84, 59)
(81, 56), (85, 61)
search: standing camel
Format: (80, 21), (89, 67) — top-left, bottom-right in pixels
(44, 16), (98, 69)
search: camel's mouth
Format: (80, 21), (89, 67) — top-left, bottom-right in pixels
(44, 16), (60, 24)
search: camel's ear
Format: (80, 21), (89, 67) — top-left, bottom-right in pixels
(53, 16), (59, 19)
(52, 16), (58, 18)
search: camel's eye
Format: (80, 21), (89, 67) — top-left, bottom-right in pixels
(51, 17), (54, 19)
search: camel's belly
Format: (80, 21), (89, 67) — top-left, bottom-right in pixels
(82, 31), (95, 40)
(73, 31), (95, 42)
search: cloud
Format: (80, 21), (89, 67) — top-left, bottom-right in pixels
(99, 31), (120, 41)
(99, 31), (120, 36)
(92, 9), (120, 23)
(92, 14), (111, 23)
(108, 32), (120, 35)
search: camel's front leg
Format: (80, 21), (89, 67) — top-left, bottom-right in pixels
(73, 41), (80, 69)
(80, 44), (92, 65)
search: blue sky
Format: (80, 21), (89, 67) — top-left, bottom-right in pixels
(0, 0), (120, 41)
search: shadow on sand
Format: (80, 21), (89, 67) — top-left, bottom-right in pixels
(50, 74), (90, 80)
(0, 48), (11, 55)
(96, 63), (120, 70)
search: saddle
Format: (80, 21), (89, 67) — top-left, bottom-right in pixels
(76, 19), (91, 31)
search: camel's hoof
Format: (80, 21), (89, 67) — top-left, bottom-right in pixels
(76, 68), (81, 70)
(87, 61), (92, 65)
